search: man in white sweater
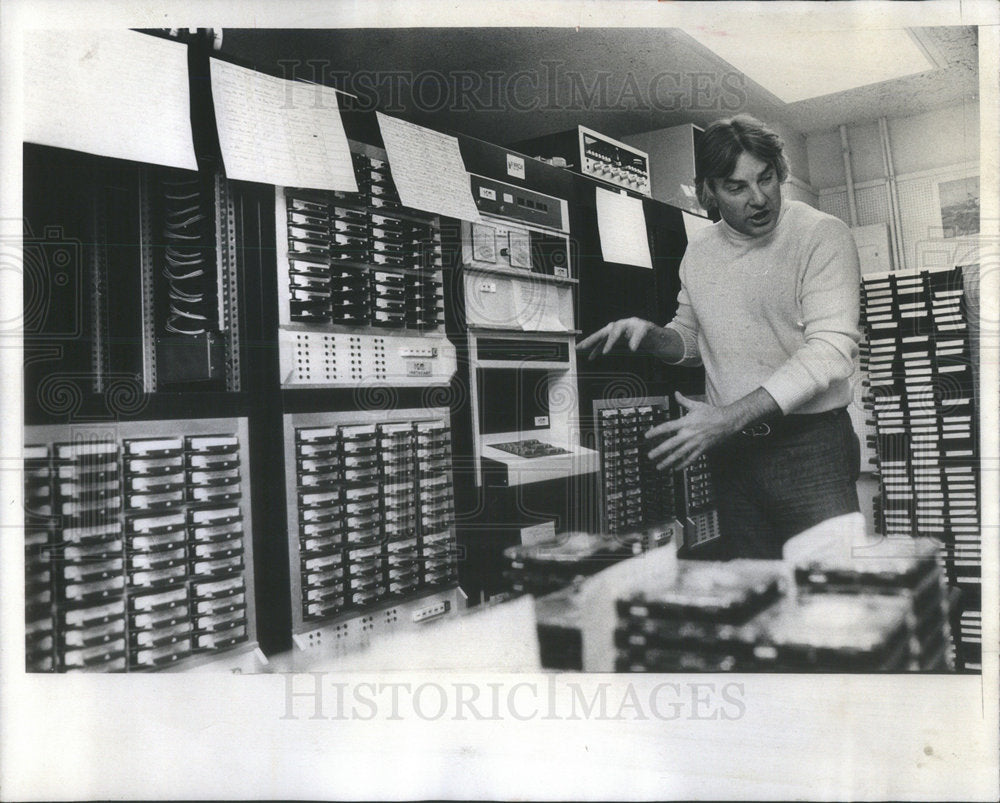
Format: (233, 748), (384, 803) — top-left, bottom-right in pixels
(578, 115), (862, 559)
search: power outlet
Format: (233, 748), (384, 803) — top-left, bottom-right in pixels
(412, 599), (451, 623)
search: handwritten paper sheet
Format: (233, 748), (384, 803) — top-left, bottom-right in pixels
(595, 187), (652, 269)
(376, 112), (481, 222)
(23, 30), (198, 171)
(210, 58), (358, 192)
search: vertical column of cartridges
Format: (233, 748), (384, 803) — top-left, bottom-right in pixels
(856, 308), (883, 533)
(330, 203), (372, 327)
(925, 268), (979, 592)
(185, 433), (248, 655)
(53, 438), (127, 672)
(404, 219), (444, 330)
(286, 193), (334, 325)
(415, 418), (458, 588)
(638, 402), (676, 526)
(24, 445), (56, 671)
(618, 407), (643, 531)
(862, 273), (914, 540)
(926, 268), (979, 670)
(123, 436), (190, 669)
(340, 423), (386, 608)
(295, 425), (347, 622)
(596, 407), (624, 534)
(380, 422), (420, 597)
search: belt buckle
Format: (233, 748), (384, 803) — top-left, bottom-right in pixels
(741, 423), (771, 437)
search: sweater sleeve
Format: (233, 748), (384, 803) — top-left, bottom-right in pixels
(761, 217), (861, 413)
(664, 258), (703, 367)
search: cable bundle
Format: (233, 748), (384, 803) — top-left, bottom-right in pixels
(161, 177), (210, 336)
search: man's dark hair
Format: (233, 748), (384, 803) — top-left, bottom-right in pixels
(694, 115), (789, 211)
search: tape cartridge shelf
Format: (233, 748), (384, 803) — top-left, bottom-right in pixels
(282, 407), (463, 648)
(275, 140), (456, 389)
(23, 417), (261, 673)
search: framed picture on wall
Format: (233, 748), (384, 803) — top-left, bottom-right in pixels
(938, 175), (980, 238)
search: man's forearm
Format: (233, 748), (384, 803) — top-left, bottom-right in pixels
(643, 324), (687, 364)
(720, 387), (782, 435)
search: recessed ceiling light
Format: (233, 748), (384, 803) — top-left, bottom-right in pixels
(681, 26), (939, 104)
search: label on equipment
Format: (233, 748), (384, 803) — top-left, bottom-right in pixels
(479, 187), (497, 201)
(506, 153), (525, 180)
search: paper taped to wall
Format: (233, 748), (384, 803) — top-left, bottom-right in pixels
(210, 58), (358, 192)
(24, 30), (198, 171)
(377, 112), (482, 222)
(595, 187), (652, 269)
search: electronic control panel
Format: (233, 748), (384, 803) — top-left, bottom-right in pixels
(275, 141), (456, 388)
(578, 126), (652, 196)
(509, 126), (651, 197)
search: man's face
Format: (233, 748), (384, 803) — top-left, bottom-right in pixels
(709, 151), (782, 237)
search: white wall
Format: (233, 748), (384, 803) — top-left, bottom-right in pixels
(807, 103), (980, 190)
(805, 101), (980, 271)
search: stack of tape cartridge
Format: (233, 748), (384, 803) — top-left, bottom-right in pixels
(124, 435), (191, 669)
(353, 152), (401, 211)
(183, 435), (248, 655)
(26, 422), (254, 672)
(340, 424), (388, 607)
(504, 531), (643, 598)
(614, 561), (786, 672)
(291, 413), (460, 624)
(792, 537), (952, 670)
(283, 148), (444, 332)
(53, 438), (127, 672)
(416, 419), (459, 588)
(24, 444), (56, 671)
(861, 266), (979, 669)
(379, 422), (420, 597)
(951, 590), (982, 672)
(596, 405), (644, 533)
(293, 424), (350, 621)
(746, 594), (913, 671)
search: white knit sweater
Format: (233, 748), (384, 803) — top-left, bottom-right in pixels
(666, 200), (861, 415)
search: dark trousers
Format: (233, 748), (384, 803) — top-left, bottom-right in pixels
(706, 408), (862, 560)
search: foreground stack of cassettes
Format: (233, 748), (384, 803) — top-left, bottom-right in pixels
(615, 561), (918, 672)
(503, 528), (673, 598)
(23, 419), (256, 672)
(614, 561), (787, 672)
(793, 538), (952, 670)
(288, 409), (459, 627)
(860, 265), (979, 670)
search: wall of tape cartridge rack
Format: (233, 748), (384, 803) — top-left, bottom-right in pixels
(23, 418), (260, 673)
(859, 264), (981, 671)
(282, 409), (463, 653)
(274, 140), (457, 388)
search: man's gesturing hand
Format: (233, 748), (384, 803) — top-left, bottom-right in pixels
(576, 317), (655, 360)
(645, 392), (737, 471)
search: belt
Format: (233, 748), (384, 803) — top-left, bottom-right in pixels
(738, 407), (847, 439)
